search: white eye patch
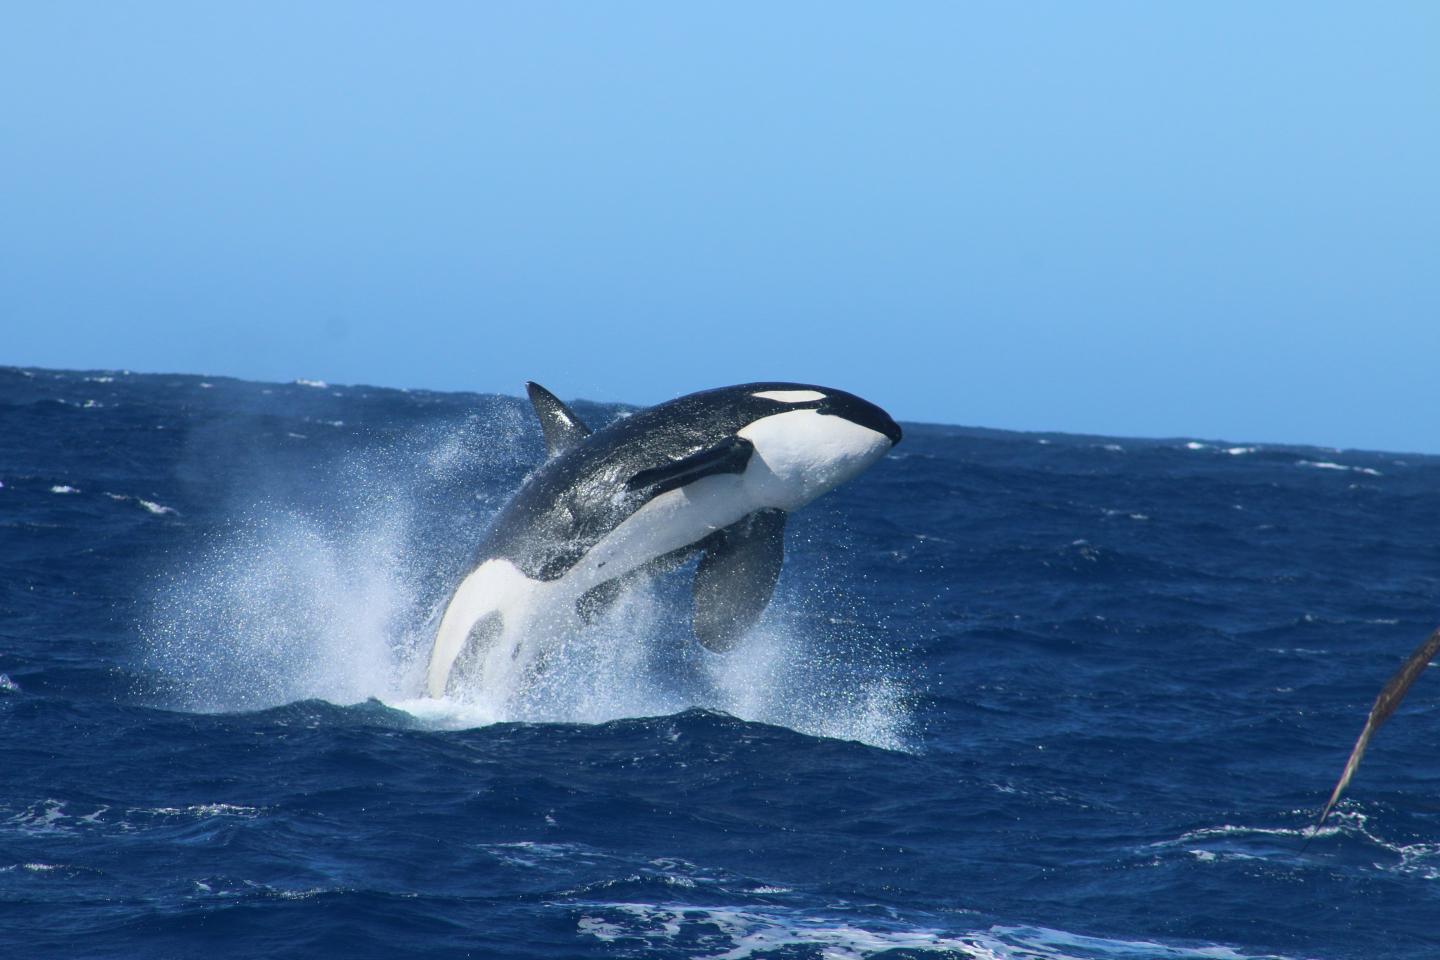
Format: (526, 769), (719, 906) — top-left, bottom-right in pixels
(750, 389), (826, 403)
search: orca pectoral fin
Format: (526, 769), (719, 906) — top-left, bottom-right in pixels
(626, 436), (754, 497)
(526, 382), (592, 458)
(692, 509), (786, 652)
(576, 577), (624, 624)
(576, 561), (675, 624)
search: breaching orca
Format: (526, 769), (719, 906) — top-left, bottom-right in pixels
(425, 382), (902, 699)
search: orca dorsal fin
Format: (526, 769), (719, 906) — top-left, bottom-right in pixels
(525, 382), (592, 458)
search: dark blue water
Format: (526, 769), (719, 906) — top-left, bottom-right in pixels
(3, 366), (1439, 959)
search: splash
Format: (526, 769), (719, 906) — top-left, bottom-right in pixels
(146, 505), (421, 710)
(399, 576), (913, 750)
(143, 411), (523, 712)
(145, 418), (912, 750)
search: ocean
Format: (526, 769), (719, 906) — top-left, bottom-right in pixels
(2, 366), (1438, 959)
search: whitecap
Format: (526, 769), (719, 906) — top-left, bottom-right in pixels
(49, 485), (80, 495)
(574, 904), (1297, 960)
(5, 799), (72, 833)
(576, 903), (978, 959)
(143, 803), (260, 819)
(1297, 460), (1382, 477)
(99, 492), (179, 515)
(273, 887), (327, 900)
(1154, 809), (1440, 878)
(295, 378), (329, 389)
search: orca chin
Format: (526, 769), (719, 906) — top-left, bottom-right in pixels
(425, 381), (901, 701)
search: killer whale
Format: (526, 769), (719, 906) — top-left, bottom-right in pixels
(426, 381), (902, 699)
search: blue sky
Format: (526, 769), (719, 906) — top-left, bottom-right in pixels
(3, 3), (1436, 451)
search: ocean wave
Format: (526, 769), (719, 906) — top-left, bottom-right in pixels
(9, 367), (1440, 959)
(2, 798), (262, 837)
(101, 492), (179, 515)
(1296, 460), (1383, 477)
(1152, 810), (1440, 880)
(574, 904), (1299, 960)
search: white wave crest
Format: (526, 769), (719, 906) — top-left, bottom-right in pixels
(575, 904), (1298, 960)
(1155, 809), (1440, 880)
(1296, 460), (1382, 477)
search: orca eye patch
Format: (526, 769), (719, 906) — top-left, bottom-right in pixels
(814, 395), (904, 444)
(750, 389), (826, 403)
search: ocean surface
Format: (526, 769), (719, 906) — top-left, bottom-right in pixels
(2, 366), (1438, 960)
